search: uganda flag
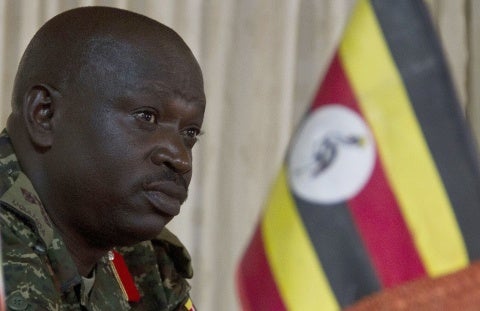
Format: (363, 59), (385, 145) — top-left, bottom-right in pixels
(236, 0), (480, 310)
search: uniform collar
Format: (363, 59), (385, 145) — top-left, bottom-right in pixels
(1, 172), (55, 245)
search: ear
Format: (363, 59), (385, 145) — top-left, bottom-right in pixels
(23, 84), (57, 148)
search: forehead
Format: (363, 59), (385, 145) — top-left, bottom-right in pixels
(72, 32), (204, 95)
(129, 80), (206, 106)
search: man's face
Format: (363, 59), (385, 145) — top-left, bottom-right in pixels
(45, 39), (205, 247)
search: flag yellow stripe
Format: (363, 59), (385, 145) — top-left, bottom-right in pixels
(339, 0), (468, 276)
(262, 168), (339, 310)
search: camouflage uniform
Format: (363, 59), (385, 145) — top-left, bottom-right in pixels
(0, 131), (196, 310)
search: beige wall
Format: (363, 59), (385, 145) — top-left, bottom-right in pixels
(0, 0), (477, 309)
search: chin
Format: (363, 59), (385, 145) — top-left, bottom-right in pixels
(121, 217), (172, 244)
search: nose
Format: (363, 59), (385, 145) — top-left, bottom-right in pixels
(150, 134), (192, 174)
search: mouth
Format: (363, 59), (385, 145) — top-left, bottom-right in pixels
(143, 181), (187, 217)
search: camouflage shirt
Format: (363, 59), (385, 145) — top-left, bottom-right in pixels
(0, 131), (196, 311)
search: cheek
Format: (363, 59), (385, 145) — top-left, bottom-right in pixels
(63, 133), (143, 191)
(85, 119), (144, 164)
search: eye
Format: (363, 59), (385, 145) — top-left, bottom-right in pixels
(183, 128), (200, 138)
(181, 128), (203, 146)
(133, 110), (156, 124)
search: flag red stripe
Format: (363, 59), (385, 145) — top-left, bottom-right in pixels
(312, 54), (427, 287)
(237, 225), (287, 311)
(350, 160), (427, 286)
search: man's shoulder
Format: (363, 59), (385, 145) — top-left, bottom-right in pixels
(1, 205), (49, 284)
(1, 206), (62, 310)
(0, 204), (38, 248)
(153, 228), (193, 278)
(0, 130), (21, 197)
(119, 228), (192, 278)
(117, 229), (193, 310)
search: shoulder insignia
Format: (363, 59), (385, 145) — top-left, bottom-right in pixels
(109, 250), (141, 303)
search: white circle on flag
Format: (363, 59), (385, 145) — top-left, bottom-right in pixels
(288, 104), (376, 204)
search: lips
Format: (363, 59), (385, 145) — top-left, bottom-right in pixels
(143, 181), (188, 217)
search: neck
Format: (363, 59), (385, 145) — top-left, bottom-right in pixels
(28, 172), (110, 277)
(59, 228), (109, 277)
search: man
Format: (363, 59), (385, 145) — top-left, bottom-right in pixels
(1, 6), (205, 311)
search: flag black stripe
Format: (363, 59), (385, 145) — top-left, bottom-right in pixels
(293, 195), (380, 307)
(371, 0), (480, 260)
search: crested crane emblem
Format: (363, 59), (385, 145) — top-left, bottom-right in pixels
(288, 105), (376, 204)
(294, 132), (367, 178)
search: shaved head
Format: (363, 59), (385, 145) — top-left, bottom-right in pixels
(6, 6), (206, 266)
(11, 6), (200, 113)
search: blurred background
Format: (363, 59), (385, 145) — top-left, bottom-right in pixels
(0, 0), (479, 309)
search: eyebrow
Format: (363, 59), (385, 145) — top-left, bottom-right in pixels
(135, 81), (172, 97)
(135, 81), (206, 105)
